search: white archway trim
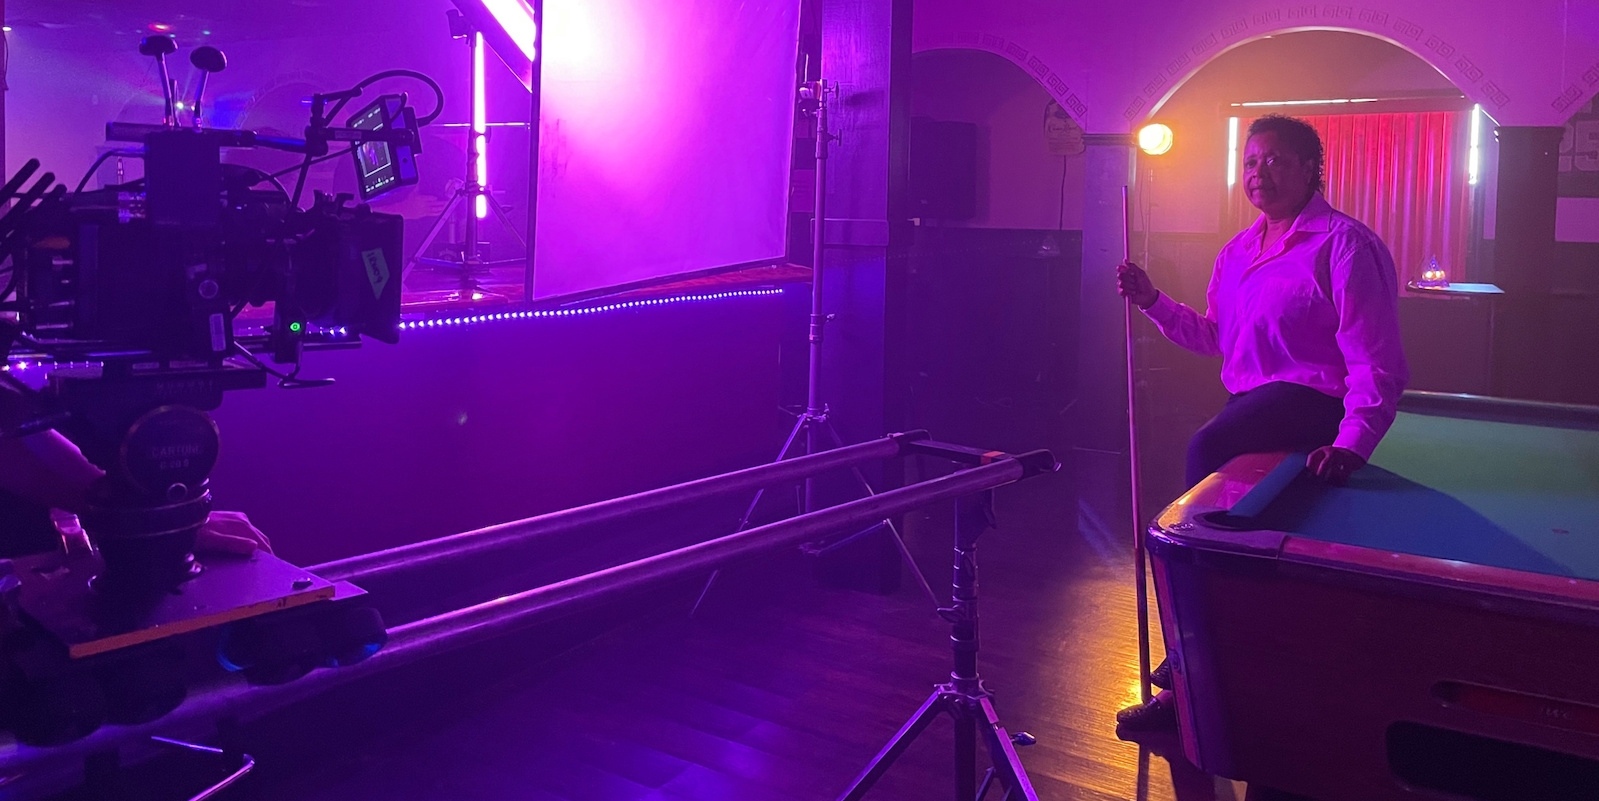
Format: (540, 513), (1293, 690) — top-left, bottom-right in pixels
(1129, 13), (1515, 127)
(916, 36), (1090, 125)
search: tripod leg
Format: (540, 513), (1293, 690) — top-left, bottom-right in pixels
(819, 422), (942, 609)
(689, 415), (811, 617)
(406, 192), (465, 272)
(956, 701), (977, 801)
(976, 769), (998, 801)
(836, 691), (951, 801)
(975, 696), (1040, 801)
(737, 415), (810, 532)
(865, 496), (940, 609)
(487, 195), (528, 248)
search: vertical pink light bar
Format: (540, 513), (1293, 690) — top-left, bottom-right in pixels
(473, 31), (489, 219)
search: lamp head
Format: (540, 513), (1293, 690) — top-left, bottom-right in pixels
(190, 45), (227, 73)
(138, 34), (177, 58)
(1138, 123), (1174, 156)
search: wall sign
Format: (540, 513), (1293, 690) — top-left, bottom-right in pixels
(1045, 100), (1086, 156)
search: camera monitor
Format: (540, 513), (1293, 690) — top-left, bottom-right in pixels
(349, 94), (420, 201)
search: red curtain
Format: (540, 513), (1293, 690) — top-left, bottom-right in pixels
(1227, 111), (1473, 283)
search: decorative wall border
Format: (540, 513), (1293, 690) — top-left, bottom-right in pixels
(921, 30), (1091, 124)
(1124, 5), (1514, 124)
(1554, 60), (1599, 117)
(922, 9), (1599, 128)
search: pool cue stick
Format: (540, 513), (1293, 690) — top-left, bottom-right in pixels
(1123, 184), (1153, 705)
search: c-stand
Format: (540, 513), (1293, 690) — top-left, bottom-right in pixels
(694, 75), (938, 612)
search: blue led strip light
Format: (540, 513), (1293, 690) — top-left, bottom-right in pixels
(397, 288), (784, 331)
(4, 288), (786, 372)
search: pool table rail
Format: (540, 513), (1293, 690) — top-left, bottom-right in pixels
(1150, 450), (1599, 612)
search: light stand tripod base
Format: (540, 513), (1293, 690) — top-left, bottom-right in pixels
(835, 682), (1039, 801)
(405, 188), (527, 292)
(689, 409), (942, 616)
(834, 491), (1040, 801)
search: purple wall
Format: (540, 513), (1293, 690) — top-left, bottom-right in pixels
(206, 293), (789, 566)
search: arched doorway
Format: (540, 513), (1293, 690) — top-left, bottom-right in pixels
(1129, 29), (1485, 506)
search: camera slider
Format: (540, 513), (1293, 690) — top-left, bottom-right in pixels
(12, 548), (334, 660)
(0, 548), (384, 747)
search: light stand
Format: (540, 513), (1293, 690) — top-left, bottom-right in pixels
(693, 76), (939, 613)
(406, 15), (527, 301)
(835, 492), (1040, 801)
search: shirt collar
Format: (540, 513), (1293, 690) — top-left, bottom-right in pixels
(1242, 191), (1333, 251)
(1293, 192), (1334, 234)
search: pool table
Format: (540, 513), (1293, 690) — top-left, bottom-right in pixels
(1148, 391), (1599, 801)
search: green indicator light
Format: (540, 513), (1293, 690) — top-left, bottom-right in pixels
(289, 322), (304, 333)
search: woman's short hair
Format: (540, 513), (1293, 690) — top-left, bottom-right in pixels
(1247, 114), (1324, 192)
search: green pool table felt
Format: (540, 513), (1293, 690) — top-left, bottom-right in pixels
(1233, 410), (1599, 581)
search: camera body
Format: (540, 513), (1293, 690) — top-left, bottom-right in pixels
(18, 128), (402, 366)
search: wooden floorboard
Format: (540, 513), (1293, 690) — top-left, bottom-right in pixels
(227, 474), (1246, 801)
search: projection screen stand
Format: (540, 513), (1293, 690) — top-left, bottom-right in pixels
(692, 75), (940, 615)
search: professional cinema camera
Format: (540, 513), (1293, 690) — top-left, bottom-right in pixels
(0, 35), (433, 745)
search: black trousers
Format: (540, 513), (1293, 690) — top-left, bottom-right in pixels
(1185, 381), (1345, 487)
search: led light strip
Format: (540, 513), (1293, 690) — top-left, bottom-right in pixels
(1468, 104), (1482, 186)
(1232, 98), (1380, 107)
(397, 288), (785, 331)
(3, 289), (786, 371)
(1226, 116), (1239, 188)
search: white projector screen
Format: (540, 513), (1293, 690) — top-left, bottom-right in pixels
(532, 0), (801, 300)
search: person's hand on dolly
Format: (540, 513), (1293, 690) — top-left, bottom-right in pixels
(1116, 261), (1160, 310)
(193, 510), (272, 556)
(1307, 446), (1364, 486)
(55, 505), (273, 558)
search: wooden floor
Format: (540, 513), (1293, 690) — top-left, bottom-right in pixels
(215, 473), (1247, 801)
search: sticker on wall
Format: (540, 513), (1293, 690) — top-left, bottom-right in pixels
(1045, 100), (1085, 156)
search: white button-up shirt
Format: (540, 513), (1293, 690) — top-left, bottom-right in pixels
(1143, 193), (1411, 460)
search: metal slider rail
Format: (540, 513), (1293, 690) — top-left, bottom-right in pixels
(0, 447), (1056, 788)
(313, 431), (930, 583)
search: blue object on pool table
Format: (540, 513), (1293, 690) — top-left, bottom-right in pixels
(1225, 454), (1307, 520)
(1215, 408), (1599, 582)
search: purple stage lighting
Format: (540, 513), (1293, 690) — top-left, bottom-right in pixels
(479, 0), (539, 60)
(530, 0), (801, 300)
(474, 32), (489, 220)
(451, 0), (538, 92)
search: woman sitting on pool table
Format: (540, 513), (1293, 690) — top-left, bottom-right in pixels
(1113, 114), (1410, 731)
